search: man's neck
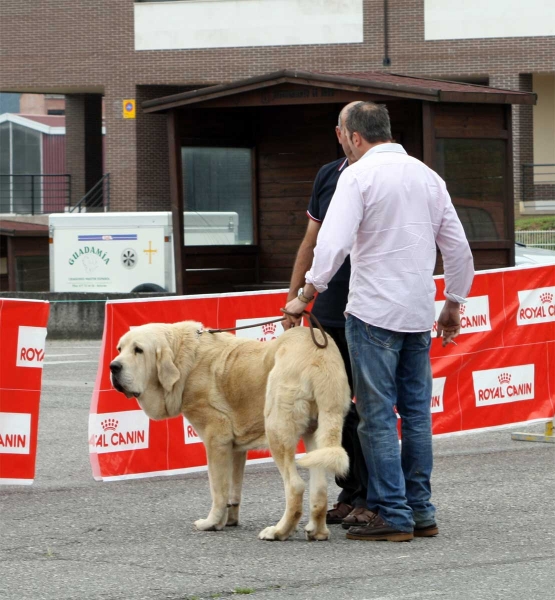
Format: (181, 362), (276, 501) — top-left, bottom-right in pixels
(359, 140), (391, 157)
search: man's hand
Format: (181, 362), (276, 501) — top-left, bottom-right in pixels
(283, 220), (321, 330)
(437, 299), (461, 347)
(282, 293), (298, 330)
(283, 297), (307, 328)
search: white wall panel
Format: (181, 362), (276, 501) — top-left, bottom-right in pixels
(425, 0), (555, 41)
(135, 0), (363, 51)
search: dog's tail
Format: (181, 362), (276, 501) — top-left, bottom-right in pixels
(296, 360), (351, 477)
(297, 445), (349, 476)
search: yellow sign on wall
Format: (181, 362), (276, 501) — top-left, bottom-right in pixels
(122, 99), (136, 119)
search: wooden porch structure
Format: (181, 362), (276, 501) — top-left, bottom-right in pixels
(143, 70), (536, 296)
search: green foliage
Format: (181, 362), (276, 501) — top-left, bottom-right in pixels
(234, 588), (255, 595)
(515, 216), (555, 231)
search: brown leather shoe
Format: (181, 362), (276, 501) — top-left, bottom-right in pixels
(341, 507), (377, 530)
(346, 513), (413, 542)
(414, 523), (439, 537)
(326, 502), (353, 524)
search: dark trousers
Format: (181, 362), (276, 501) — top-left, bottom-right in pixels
(324, 326), (368, 508)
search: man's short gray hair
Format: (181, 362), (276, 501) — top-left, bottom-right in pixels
(337, 101), (363, 128)
(345, 102), (392, 143)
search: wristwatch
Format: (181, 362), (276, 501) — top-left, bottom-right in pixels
(297, 287), (314, 304)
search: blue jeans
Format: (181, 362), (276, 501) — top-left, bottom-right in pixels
(345, 314), (435, 532)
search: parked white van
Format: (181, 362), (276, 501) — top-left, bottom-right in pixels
(49, 211), (239, 293)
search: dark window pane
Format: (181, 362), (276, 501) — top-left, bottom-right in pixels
(182, 147), (253, 245)
(0, 122), (10, 212)
(435, 139), (506, 241)
(16, 255), (49, 291)
(12, 124), (41, 213)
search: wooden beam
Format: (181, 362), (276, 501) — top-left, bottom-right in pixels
(422, 102), (434, 168)
(6, 236), (16, 292)
(439, 91), (536, 105)
(505, 104), (516, 266)
(167, 110), (186, 295)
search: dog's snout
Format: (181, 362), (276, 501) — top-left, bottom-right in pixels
(110, 361), (122, 375)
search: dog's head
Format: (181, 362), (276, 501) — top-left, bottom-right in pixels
(110, 323), (182, 420)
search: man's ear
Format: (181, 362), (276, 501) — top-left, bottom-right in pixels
(156, 346), (180, 393)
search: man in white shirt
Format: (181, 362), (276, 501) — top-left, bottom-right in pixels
(285, 101), (474, 541)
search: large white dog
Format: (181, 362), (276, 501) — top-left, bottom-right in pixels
(110, 321), (351, 541)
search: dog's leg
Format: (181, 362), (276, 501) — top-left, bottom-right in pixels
(302, 432), (330, 541)
(226, 450), (246, 526)
(258, 427), (305, 541)
(194, 439), (233, 532)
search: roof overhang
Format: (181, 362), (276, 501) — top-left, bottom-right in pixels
(0, 220), (49, 237)
(143, 69), (536, 113)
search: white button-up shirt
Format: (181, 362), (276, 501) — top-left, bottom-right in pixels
(305, 143), (474, 332)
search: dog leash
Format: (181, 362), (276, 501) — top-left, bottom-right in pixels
(204, 309), (328, 349)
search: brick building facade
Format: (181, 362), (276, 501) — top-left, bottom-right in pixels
(1, 0), (553, 214)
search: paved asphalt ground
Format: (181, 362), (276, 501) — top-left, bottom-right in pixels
(1, 339), (554, 600)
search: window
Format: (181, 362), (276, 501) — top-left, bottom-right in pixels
(16, 256), (49, 292)
(435, 138), (506, 241)
(181, 147), (254, 245)
(0, 121), (41, 213)
(0, 122), (9, 213)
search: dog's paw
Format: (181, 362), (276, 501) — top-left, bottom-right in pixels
(194, 518), (224, 531)
(258, 526), (290, 541)
(305, 527), (330, 541)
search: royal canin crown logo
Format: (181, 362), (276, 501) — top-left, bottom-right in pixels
(498, 373), (511, 384)
(258, 322), (278, 342)
(101, 418), (118, 431)
(459, 305), (466, 315)
(540, 292), (553, 304)
(262, 323), (276, 335)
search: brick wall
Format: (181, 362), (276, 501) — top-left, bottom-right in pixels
(1, 0), (553, 211)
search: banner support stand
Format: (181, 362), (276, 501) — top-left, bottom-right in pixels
(511, 418), (555, 444)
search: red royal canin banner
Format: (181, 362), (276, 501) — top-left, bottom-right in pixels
(89, 265), (555, 481)
(0, 299), (50, 485)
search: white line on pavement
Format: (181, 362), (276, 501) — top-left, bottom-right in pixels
(47, 353), (90, 357)
(43, 360), (99, 365)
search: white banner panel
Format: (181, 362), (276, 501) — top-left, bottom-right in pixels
(0, 413), (31, 455)
(425, 0), (555, 40)
(135, 0), (363, 50)
(472, 364), (535, 407)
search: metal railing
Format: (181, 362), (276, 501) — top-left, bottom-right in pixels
(0, 174), (71, 214)
(515, 230), (555, 250)
(71, 174), (110, 213)
(521, 164), (555, 203)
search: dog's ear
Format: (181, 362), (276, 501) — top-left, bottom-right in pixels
(156, 346), (180, 393)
